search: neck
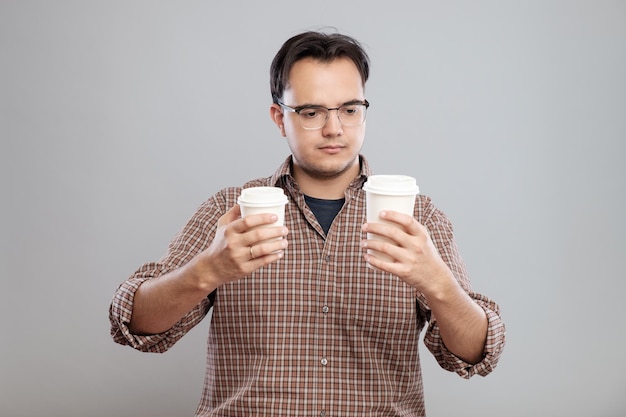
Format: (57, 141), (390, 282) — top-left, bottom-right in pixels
(292, 160), (360, 199)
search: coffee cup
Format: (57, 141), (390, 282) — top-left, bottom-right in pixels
(363, 175), (419, 264)
(237, 187), (289, 244)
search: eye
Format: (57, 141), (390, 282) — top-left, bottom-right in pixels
(341, 105), (361, 116)
(299, 107), (324, 119)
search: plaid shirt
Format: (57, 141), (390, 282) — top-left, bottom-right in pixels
(110, 155), (505, 416)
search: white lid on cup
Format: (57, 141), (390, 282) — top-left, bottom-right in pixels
(237, 186), (289, 207)
(363, 175), (420, 196)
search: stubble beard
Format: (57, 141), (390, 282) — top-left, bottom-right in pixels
(294, 154), (360, 182)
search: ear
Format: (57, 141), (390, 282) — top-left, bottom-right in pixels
(269, 103), (286, 137)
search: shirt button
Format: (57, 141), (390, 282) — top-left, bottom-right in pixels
(325, 255), (331, 262)
(321, 358), (328, 366)
(322, 305), (329, 314)
(320, 412), (326, 417)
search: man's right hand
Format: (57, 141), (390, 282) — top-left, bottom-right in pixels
(128, 204), (288, 335)
(188, 204), (289, 291)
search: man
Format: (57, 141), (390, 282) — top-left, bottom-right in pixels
(110, 30), (505, 416)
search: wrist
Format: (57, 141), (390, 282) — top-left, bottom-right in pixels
(184, 256), (219, 295)
(421, 267), (462, 304)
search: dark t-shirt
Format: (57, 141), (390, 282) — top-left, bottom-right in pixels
(304, 195), (345, 235)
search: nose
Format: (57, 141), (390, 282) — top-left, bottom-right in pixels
(322, 109), (343, 136)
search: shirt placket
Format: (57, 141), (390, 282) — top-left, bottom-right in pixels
(317, 233), (337, 417)
(314, 190), (359, 417)
(284, 178), (363, 416)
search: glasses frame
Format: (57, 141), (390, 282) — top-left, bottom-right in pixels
(276, 98), (370, 130)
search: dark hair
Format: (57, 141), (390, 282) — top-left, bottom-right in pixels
(270, 31), (370, 103)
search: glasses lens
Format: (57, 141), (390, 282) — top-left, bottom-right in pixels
(298, 107), (328, 129)
(295, 103), (368, 129)
(338, 104), (367, 126)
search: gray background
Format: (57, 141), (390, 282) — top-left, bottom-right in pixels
(2, 1), (625, 416)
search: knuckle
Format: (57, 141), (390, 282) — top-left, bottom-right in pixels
(379, 241), (392, 253)
(241, 216), (256, 228)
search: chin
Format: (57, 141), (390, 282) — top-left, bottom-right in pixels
(307, 159), (358, 179)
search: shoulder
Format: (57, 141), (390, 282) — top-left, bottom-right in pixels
(415, 194), (454, 231)
(202, 175), (275, 211)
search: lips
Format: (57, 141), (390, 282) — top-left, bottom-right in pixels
(319, 145), (345, 154)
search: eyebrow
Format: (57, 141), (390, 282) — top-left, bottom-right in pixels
(294, 99), (366, 109)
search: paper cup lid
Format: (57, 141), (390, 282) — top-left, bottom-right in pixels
(237, 186), (288, 207)
(363, 175), (420, 195)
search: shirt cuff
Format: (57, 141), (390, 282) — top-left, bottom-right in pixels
(109, 277), (180, 353)
(424, 303), (506, 379)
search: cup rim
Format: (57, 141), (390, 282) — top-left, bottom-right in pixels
(363, 175), (419, 196)
(237, 186), (289, 206)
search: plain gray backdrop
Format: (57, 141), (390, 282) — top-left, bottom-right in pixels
(2, 1), (625, 416)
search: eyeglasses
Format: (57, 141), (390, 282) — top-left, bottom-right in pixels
(276, 99), (370, 130)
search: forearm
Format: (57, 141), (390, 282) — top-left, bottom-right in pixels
(129, 259), (217, 335)
(424, 272), (488, 364)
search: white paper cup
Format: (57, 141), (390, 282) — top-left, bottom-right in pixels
(363, 175), (419, 264)
(237, 187), (288, 245)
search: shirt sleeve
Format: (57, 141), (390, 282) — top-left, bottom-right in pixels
(416, 196), (506, 378)
(109, 193), (229, 353)
(108, 264), (213, 353)
(422, 292), (506, 378)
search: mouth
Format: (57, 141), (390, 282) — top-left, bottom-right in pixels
(318, 145), (345, 154)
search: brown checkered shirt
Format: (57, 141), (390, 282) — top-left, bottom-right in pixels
(110, 155), (506, 416)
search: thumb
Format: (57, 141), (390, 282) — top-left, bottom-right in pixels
(218, 204), (242, 226)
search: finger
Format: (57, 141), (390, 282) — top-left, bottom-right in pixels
(363, 250), (390, 271)
(249, 237), (289, 260)
(361, 236), (402, 262)
(245, 224), (289, 246)
(249, 248), (286, 267)
(378, 210), (419, 231)
(239, 213), (281, 232)
(362, 221), (405, 246)
(364, 251), (411, 279)
(246, 240), (288, 275)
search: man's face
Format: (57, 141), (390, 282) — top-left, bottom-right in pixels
(271, 57), (366, 182)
